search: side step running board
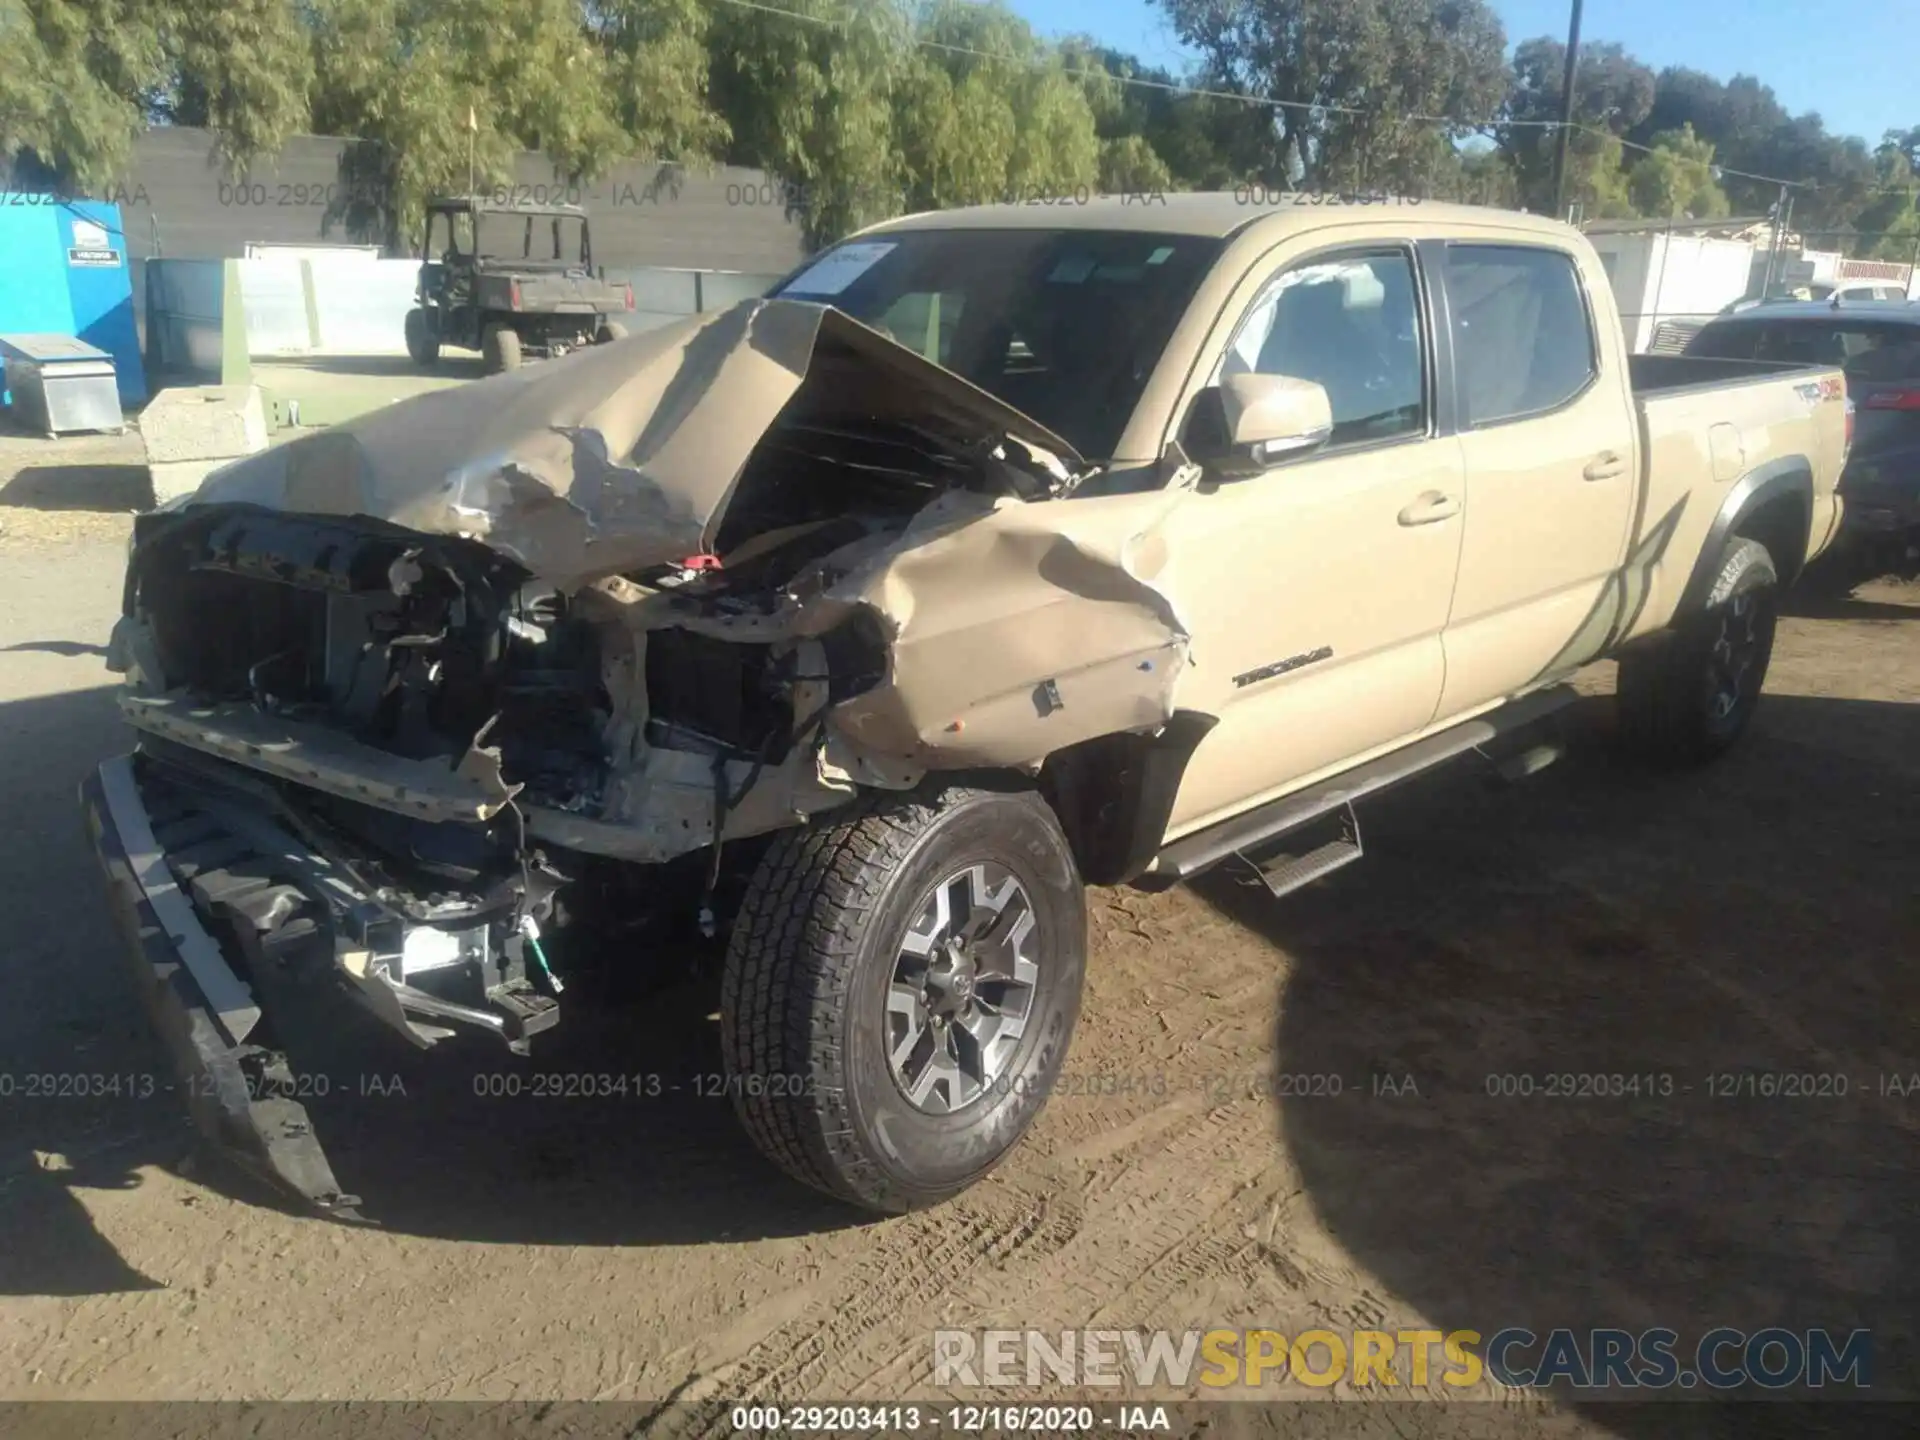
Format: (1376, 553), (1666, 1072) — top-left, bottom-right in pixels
(1237, 802), (1363, 899)
(1141, 684), (1578, 890)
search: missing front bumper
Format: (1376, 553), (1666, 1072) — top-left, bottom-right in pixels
(80, 751), (560, 1216)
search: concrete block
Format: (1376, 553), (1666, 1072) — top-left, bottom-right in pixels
(141, 384), (268, 503)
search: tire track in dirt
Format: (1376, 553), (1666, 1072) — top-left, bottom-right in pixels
(652, 1180), (1083, 1436)
(838, 1096), (1291, 1398)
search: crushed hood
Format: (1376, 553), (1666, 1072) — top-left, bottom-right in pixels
(185, 299), (1085, 590)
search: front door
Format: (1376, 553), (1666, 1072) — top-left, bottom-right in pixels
(1162, 244), (1466, 839)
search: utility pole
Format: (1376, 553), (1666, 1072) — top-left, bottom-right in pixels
(1760, 184), (1792, 298)
(1551, 0), (1585, 220)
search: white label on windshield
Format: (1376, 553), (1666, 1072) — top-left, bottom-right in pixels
(784, 241), (896, 296)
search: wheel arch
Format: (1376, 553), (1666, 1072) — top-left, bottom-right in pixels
(1035, 711), (1219, 888)
(1679, 456), (1813, 615)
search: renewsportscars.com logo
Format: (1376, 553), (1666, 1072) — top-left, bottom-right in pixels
(933, 1327), (1873, 1392)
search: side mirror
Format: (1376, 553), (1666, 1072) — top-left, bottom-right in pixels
(1219, 373), (1333, 471)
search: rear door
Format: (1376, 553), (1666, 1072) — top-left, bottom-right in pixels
(1430, 241), (1637, 717)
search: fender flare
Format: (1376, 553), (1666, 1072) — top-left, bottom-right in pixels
(1039, 711), (1218, 888)
(1677, 455), (1813, 616)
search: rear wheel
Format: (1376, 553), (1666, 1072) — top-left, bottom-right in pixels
(481, 324), (522, 374)
(1618, 536), (1778, 764)
(403, 308), (439, 367)
(720, 785), (1086, 1213)
(595, 320), (627, 344)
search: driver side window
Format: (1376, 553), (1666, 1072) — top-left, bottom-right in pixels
(1216, 250), (1427, 450)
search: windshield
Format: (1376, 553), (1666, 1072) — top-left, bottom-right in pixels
(473, 212), (588, 267)
(769, 228), (1225, 458)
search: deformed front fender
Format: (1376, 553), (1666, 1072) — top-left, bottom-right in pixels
(821, 486), (1195, 773)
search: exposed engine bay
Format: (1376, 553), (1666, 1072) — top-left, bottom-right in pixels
(107, 298), (1195, 1058)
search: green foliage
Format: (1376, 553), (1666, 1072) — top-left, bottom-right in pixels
(1497, 37), (1652, 215)
(1, 0), (1913, 270)
(1853, 133), (1920, 260)
(1626, 123), (1729, 220)
(1158, 0), (1509, 191)
(1, 0), (167, 188)
(708, 0), (908, 248)
(161, 0), (311, 169)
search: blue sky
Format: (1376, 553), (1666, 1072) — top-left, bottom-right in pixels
(1005, 0), (1914, 150)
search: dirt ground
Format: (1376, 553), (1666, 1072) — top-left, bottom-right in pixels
(0, 432), (1914, 1434)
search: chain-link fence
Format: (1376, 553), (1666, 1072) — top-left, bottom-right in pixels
(1584, 215), (1920, 355)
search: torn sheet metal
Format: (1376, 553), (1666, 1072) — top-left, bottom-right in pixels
(184, 299), (1084, 592)
(120, 693), (521, 822)
(820, 488), (1192, 769)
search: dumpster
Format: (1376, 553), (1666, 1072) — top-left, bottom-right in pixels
(0, 333), (124, 436)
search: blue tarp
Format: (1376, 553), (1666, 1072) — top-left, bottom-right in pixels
(0, 197), (147, 405)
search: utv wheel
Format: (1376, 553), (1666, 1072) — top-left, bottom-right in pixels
(721, 785), (1086, 1214)
(403, 308), (440, 367)
(1618, 536), (1778, 764)
(481, 324), (522, 374)
(596, 320), (627, 344)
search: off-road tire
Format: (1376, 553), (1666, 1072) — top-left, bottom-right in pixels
(595, 320), (627, 344)
(720, 785), (1086, 1214)
(403, 308), (439, 367)
(481, 324), (522, 374)
(1618, 536), (1778, 764)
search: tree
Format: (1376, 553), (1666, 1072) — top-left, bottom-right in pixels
(310, 0), (654, 249)
(1055, 39), (1273, 189)
(589, 0), (729, 165)
(1497, 36), (1652, 215)
(1851, 133), (1920, 261)
(903, 1), (1100, 206)
(158, 0), (312, 169)
(1098, 133), (1173, 193)
(0, 0), (166, 189)
(1157, 0), (1508, 192)
(1626, 123), (1728, 220)
(707, 0), (909, 248)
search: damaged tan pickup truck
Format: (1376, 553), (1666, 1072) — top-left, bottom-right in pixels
(84, 198), (1849, 1217)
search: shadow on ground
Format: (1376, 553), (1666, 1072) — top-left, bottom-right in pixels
(0, 684), (859, 1299)
(0, 464), (150, 513)
(1195, 690), (1918, 1423)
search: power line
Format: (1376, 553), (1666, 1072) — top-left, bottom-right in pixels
(706, 0), (1911, 199)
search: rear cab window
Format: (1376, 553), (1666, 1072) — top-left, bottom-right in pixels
(1443, 245), (1597, 426)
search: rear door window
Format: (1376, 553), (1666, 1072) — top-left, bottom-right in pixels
(1444, 245), (1597, 426)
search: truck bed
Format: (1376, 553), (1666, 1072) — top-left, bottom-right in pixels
(1628, 352), (1829, 397)
(1619, 353), (1849, 645)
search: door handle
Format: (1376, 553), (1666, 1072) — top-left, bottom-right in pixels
(1397, 491), (1461, 526)
(1583, 451), (1627, 481)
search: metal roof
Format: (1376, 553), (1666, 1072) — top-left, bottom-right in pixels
(862, 193), (1578, 243)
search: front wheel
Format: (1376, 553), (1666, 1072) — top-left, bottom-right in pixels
(403, 308), (439, 366)
(1618, 536), (1779, 764)
(720, 785), (1086, 1213)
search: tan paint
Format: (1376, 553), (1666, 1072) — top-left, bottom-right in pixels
(141, 197), (1849, 869)
(1439, 234), (1637, 712)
